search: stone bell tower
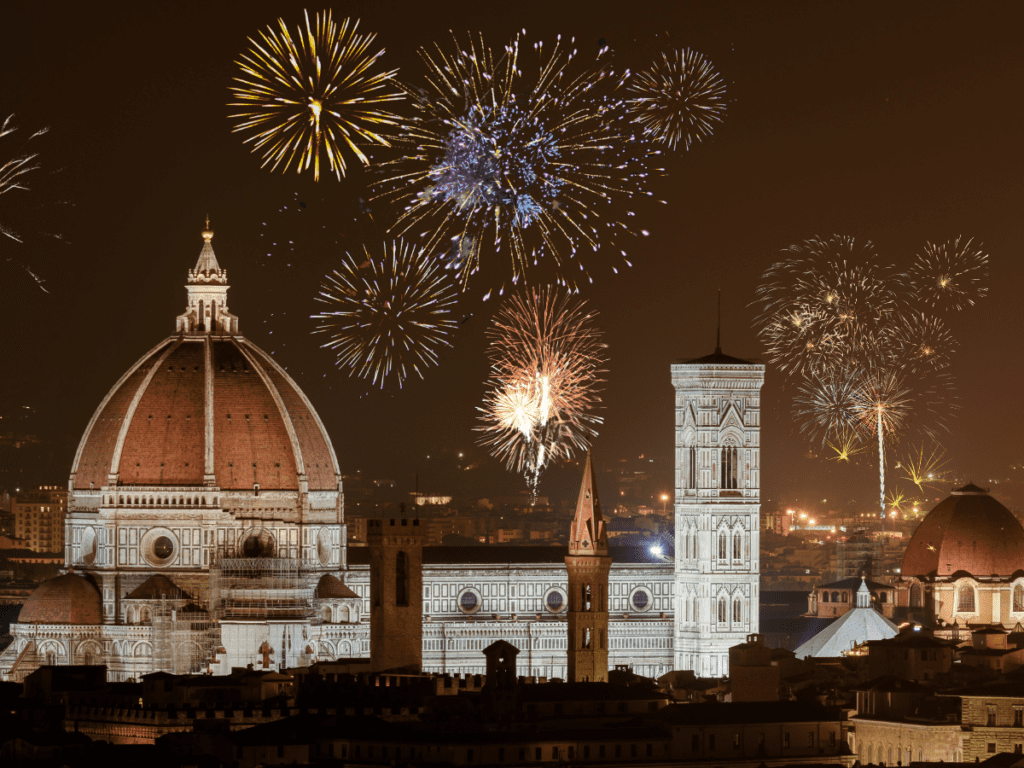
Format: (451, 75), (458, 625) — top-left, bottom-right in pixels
(368, 515), (425, 673)
(565, 453), (611, 683)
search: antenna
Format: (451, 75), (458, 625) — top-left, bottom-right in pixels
(715, 289), (722, 354)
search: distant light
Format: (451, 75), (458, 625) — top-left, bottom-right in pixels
(650, 545), (663, 558)
(913, 625), (921, 632)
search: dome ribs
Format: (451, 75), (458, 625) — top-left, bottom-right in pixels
(72, 340), (175, 490)
(211, 340), (298, 490)
(243, 342), (339, 491)
(118, 341), (205, 486)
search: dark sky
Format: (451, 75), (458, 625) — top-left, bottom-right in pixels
(2, 1), (1022, 511)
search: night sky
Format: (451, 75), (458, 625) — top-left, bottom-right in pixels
(3, 1), (1022, 512)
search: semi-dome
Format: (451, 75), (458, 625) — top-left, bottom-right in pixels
(902, 484), (1024, 579)
(69, 224), (339, 494)
(19, 573), (102, 625)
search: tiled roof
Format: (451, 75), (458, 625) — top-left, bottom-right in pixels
(125, 574), (194, 601)
(19, 573), (102, 625)
(902, 485), (1024, 579)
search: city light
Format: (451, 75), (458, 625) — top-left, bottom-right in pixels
(649, 545), (663, 558)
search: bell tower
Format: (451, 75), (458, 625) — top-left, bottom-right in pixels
(672, 338), (764, 678)
(368, 515), (425, 673)
(565, 453), (611, 683)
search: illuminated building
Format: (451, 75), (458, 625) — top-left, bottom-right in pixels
(12, 486), (67, 554)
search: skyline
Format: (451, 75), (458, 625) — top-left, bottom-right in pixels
(2, 1), (1022, 512)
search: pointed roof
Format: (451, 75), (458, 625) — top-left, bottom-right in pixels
(795, 578), (898, 658)
(125, 574), (195, 601)
(568, 453), (608, 557)
(193, 216), (222, 275)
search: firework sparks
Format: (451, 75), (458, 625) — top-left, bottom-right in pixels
(477, 285), (606, 496)
(826, 427), (867, 462)
(909, 237), (989, 311)
(312, 238), (459, 388)
(628, 48), (727, 151)
(899, 443), (950, 492)
(373, 32), (661, 293)
(886, 487), (907, 514)
(229, 10), (404, 181)
(795, 364), (865, 444)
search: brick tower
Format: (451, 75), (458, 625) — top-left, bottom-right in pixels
(565, 454), (611, 683)
(368, 515), (424, 673)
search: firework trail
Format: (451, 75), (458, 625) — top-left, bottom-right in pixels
(909, 237), (989, 312)
(628, 48), (727, 151)
(477, 285), (606, 497)
(372, 31), (662, 294)
(312, 238), (459, 388)
(1, 114), (69, 293)
(899, 443), (950, 492)
(229, 10), (405, 181)
(754, 234), (985, 520)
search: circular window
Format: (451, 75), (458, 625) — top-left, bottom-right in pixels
(153, 536), (174, 560)
(545, 588), (566, 613)
(458, 588), (481, 614)
(239, 529), (275, 558)
(630, 587), (653, 612)
(141, 528), (178, 567)
(80, 526), (97, 565)
(316, 528), (332, 565)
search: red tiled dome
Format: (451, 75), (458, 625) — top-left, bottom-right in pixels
(19, 573), (102, 625)
(70, 335), (338, 492)
(314, 574), (359, 599)
(902, 484), (1024, 579)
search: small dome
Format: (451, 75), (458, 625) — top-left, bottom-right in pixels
(315, 574), (358, 599)
(902, 484), (1024, 579)
(19, 573), (102, 625)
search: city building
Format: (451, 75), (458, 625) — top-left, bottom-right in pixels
(1, 223), (767, 683)
(806, 576), (896, 619)
(896, 483), (1024, 630)
(794, 578), (898, 658)
(12, 486), (67, 554)
(672, 337), (765, 676)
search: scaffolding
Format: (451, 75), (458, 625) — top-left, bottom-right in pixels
(152, 598), (221, 675)
(209, 556), (317, 622)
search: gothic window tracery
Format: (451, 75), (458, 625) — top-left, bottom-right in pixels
(733, 598), (742, 623)
(733, 530), (742, 561)
(717, 598), (726, 623)
(720, 444), (739, 489)
(718, 532), (727, 560)
(957, 584), (976, 613)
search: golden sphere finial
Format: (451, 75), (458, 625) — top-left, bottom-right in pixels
(202, 214), (214, 241)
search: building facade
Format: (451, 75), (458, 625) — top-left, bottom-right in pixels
(672, 347), (764, 676)
(13, 486), (67, 553)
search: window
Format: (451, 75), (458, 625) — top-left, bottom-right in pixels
(467, 749), (474, 762)
(823, 591), (830, 603)
(535, 748), (541, 760)
(646, 744), (653, 757)
(733, 599), (742, 623)
(733, 734), (740, 749)
(598, 746), (605, 759)
(989, 743), (997, 753)
(519, 749), (526, 761)
(688, 446), (697, 489)
(720, 445), (739, 489)
(807, 732), (814, 748)
(395, 551), (409, 606)
(910, 584), (923, 607)
(718, 598), (726, 623)
(583, 746), (590, 759)
(718, 533), (727, 559)
(692, 735), (699, 752)
(615, 745), (622, 758)
(830, 732), (836, 747)
(733, 531), (742, 560)
(988, 704), (997, 726)
(1015, 584), (1024, 612)
(498, 748), (505, 762)
(783, 733), (790, 748)
(958, 584), (976, 613)
(1015, 707), (1023, 727)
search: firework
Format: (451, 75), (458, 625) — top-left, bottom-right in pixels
(909, 237), (989, 311)
(893, 310), (956, 374)
(795, 364), (865, 443)
(312, 238), (459, 387)
(886, 487), (907, 514)
(899, 443), (950, 492)
(373, 32), (661, 293)
(628, 48), (727, 151)
(229, 10), (404, 181)
(477, 285), (606, 496)
(826, 427), (867, 463)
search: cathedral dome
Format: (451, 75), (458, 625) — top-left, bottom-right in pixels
(19, 573), (102, 625)
(902, 484), (1024, 579)
(69, 224), (339, 494)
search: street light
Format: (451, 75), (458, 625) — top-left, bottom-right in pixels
(660, 493), (669, 514)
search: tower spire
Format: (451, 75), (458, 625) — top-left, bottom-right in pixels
(569, 452), (607, 556)
(715, 288), (722, 354)
(176, 218), (238, 335)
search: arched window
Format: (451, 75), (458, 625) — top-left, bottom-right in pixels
(688, 446), (697, 489)
(718, 533), (727, 560)
(842, 592), (849, 602)
(720, 445), (739, 489)
(733, 598), (742, 623)
(866, 745), (872, 763)
(583, 583), (592, 611)
(957, 584), (976, 613)
(718, 598), (726, 623)
(831, 591), (840, 603)
(198, 299), (205, 331)
(395, 551), (409, 607)
(733, 531), (742, 561)
(910, 584), (923, 607)
(685, 598), (690, 622)
(1014, 584), (1024, 612)
(823, 591), (830, 603)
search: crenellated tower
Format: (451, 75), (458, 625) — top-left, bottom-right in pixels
(672, 340), (764, 678)
(565, 453), (612, 683)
